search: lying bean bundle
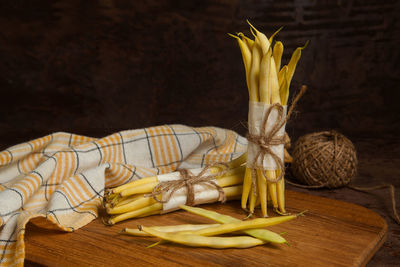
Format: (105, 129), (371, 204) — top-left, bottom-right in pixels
(230, 21), (307, 217)
(103, 154), (247, 225)
(121, 205), (303, 249)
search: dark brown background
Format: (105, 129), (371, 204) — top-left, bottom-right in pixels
(0, 0), (399, 266)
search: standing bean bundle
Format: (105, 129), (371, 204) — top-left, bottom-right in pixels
(230, 21), (307, 217)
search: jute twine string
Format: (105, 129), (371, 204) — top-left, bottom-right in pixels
(147, 162), (229, 206)
(290, 130), (357, 188)
(246, 103), (286, 183)
(290, 130), (399, 225)
(349, 184), (400, 224)
(246, 85), (307, 197)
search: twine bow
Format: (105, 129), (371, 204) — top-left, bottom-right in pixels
(246, 85), (307, 195)
(246, 103), (287, 183)
(147, 163), (229, 206)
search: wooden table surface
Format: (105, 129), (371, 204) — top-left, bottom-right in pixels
(24, 190), (387, 267)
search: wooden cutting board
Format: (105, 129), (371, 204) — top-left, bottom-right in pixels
(24, 191), (387, 266)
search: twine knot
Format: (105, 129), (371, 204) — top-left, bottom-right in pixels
(246, 103), (287, 183)
(257, 137), (276, 151)
(246, 86), (307, 194)
(147, 163), (229, 206)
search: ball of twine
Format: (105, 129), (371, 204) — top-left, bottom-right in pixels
(291, 130), (357, 188)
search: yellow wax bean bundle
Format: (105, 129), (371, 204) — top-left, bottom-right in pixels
(107, 185), (244, 224)
(104, 154), (248, 222)
(232, 21), (306, 217)
(111, 152), (244, 195)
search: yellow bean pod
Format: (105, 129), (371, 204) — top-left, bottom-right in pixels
(140, 227), (265, 249)
(273, 41), (284, 73)
(119, 181), (159, 197)
(238, 32), (254, 50)
(256, 170), (268, 217)
(108, 202), (163, 225)
(122, 224), (220, 237)
(259, 49), (272, 103)
(180, 205), (293, 244)
(111, 176), (157, 194)
(241, 167), (252, 210)
(287, 41), (309, 87)
(107, 195), (157, 214)
(249, 40), (262, 102)
(247, 20), (271, 55)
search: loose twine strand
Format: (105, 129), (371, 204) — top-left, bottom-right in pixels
(246, 85), (307, 197)
(348, 184), (400, 224)
(289, 130), (400, 225)
(146, 162), (229, 206)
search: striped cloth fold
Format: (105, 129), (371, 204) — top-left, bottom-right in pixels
(0, 124), (246, 266)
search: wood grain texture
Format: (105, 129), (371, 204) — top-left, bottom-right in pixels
(24, 190), (387, 267)
(0, 1), (398, 265)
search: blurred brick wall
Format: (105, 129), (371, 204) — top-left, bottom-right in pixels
(0, 0), (399, 148)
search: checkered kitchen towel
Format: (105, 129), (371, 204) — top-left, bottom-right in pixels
(0, 124), (247, 266)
